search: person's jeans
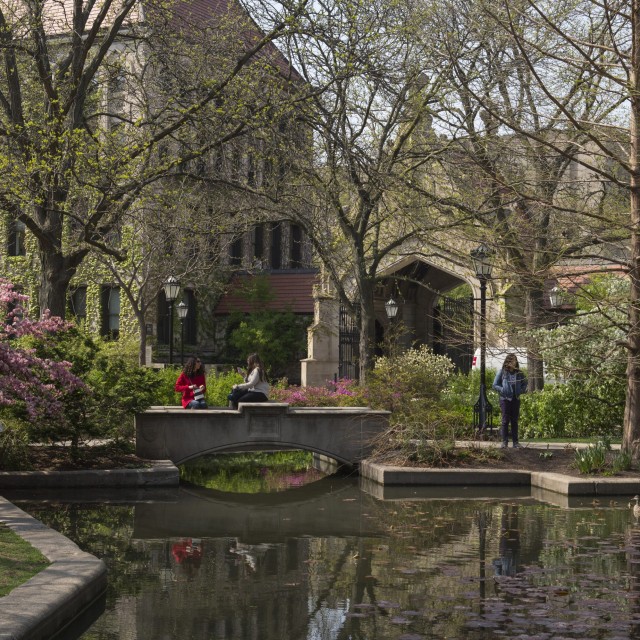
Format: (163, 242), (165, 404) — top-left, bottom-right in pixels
(499, 397), (520, 445)
(187, 400), (208, 409)
(230, 391), (267, 409)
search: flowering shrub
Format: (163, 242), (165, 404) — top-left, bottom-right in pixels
(0, 279), (86, 425)
(271, 378), (365, 406)
(368, 345), (455, 411)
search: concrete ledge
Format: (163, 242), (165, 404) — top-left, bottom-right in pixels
(0, 461), (179, 489)
(531, 471), (640, 496)
(360, 461), (531, 486)
(0, 497), (107, 640)
(361, 462), (640, 495)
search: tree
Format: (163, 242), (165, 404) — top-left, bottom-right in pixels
(0, 0), (308, 318)
(434, 0), (640, 456)
(427, 0), (628, 391)
(265, 0), (460, 380)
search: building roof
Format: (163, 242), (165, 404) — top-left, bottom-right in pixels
(214, 271), (318, 314)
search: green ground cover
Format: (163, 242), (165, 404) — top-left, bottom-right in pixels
(0, 523), (49, 596)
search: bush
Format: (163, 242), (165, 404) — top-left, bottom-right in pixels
(151, 366), (183, 406)
(271, 378), (365, 406)
(519, 382), (623, 440)
(0, 417), (30, 471)
(24, 331), (160, 447)
(205, 370), (244, 406)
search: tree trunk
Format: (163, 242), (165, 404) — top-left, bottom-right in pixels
(357, 279), (376, 382)
(624, 0), (640, 458)
(524, 286), (545, 392)
(38, 250), (76, 319)
(137, 312), (148, 366)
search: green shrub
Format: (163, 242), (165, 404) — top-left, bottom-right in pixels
(22, 331), (160, 448)
(441, 369), (500, 427)
(205, 370), (244, 406)
(150, 366), (183, 406)
(0, 417), (31, 470)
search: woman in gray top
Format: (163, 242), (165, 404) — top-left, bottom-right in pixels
(229, 353), (270, 409)
(492, 353), (527, 448)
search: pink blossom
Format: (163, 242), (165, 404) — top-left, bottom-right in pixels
(0, 279), (87, 424)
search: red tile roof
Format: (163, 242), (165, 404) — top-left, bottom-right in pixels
(214, 271), (318, 314)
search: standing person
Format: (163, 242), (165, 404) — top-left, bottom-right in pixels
(492, 353), (527, 448)
(229, 353), (270, 409)
(175, 356), (208, 409)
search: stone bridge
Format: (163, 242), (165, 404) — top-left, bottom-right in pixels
(135, 403), (390, 467)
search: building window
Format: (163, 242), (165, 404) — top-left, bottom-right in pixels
(271, 223), (282, 270)
(290, 224), (303, 268)
(254, 225), (264, 266)
(69, 286), (87, 325)
(7, 219), (26, 257)
(230, 236), (243, 266)
(100, 286), (120, 338)
(184, 290), (197, 345)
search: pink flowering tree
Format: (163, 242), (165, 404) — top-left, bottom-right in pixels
(0, 279), (86, 427)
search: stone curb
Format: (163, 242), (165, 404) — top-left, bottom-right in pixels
(0, 497), (107, 640)
(360, 461), (640, 496)
(0, 460), (179, 489)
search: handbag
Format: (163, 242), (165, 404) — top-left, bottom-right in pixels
(193, 387), (205, 402)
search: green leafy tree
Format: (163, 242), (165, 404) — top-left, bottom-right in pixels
(0, 0), (308, 318)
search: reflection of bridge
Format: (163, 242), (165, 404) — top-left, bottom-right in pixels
(133, 477), (388, 540)
(135, 404), (390, 466)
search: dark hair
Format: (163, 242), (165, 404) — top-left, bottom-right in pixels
(502, 353), (519, 370)
(183, 356), (202, 377)
(246, 353), (266, 382)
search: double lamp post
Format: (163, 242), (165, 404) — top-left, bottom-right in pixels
(470, 243), (494, 437)
(163, 276), (189, 366)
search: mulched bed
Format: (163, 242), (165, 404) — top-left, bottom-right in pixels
(21, 445), (154, 472)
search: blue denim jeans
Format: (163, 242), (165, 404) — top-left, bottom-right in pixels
(499, 397), (520, 445)
(187, 400), (208, 409)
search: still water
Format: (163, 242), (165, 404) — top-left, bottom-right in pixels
(9, 475), (640, 639)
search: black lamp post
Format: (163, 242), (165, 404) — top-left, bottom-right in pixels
(177, 300), (188, 366)
(471, 243), (494, 436)
(163, 276), (180, 365)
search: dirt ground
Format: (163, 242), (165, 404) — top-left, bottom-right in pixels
(18, 443), (639, 479)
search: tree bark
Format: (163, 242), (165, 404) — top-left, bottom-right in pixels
(524, 287), (546, 392)
(624, 0), (640, 457)
(38, 249), (82, 319)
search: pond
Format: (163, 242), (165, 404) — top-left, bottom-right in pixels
(7, 472), (640, 639)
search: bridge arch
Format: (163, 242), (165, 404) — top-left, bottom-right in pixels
(136, 405), (390, 469)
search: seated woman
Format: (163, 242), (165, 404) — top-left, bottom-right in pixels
(175, 356), (208, 409)
(229, 353), (270, 409)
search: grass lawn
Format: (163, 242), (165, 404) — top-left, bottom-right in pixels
(0, 523), (49, 596)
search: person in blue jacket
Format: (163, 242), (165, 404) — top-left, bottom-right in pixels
(492, 353), (527, 448)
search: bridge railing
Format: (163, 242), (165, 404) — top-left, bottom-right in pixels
(136, 403), (390, 468)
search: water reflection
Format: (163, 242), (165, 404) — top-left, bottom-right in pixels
(9, 481), (640, 639)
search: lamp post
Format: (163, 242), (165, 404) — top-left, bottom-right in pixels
(385, 297), (400, 355)
(385, 297), (399, 321)
(163, 276), (181, 365)
(549, 285), (564, 309)
(177, 301), (188, 366)
(470, 243), (494, 436)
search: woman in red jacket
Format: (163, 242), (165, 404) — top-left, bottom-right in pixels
(175, 356), (208, 409)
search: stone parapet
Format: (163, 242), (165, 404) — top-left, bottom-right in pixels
(136, 404), (390, 466)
